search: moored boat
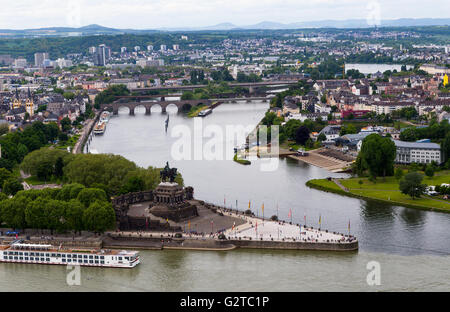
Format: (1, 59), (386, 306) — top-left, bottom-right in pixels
(0, 242), (140, 268)
(198, 108), (212, 117)
(93, 121), (106, 135)
(100, 111), (111, 123)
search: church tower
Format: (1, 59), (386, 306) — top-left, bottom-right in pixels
(25, 87), (34, 117)
(12, 87), (21, 110)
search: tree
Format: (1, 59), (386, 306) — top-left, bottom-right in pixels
(340, 124), (357, 136)
(55, 156), (64, 178)
(317, 133), (327, 142)
(394, 168), (404, 180)
(94, 84), (130, 107)
(0, 123), (10, 135)
(57, 183), (85, 201)
(443, 132), (450, 163)
(65, 199), (85, 234)
(0, 196), (29, 229)
(25, 197), (49, 230)
(399, 172), (427, 199)
(60, 117), (71, 132)
(0, 168), (12, 189)
(2, 178), (24, 196)
(77, 188), (108, 208)
(425, 165), (435, 178)
(82, 201), (116, 233)
(46, 199), (67, 234)
(357, 134), (396, 179)
(295, 126), (310, 145)
(120, 176), (145, 194)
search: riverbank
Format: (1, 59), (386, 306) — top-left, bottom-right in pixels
(288, 148), (354, 173)
(72, 112), (100, 154)
(306, 172), (450, 212)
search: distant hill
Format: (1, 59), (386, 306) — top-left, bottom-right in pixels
(0, 18), (449, 38)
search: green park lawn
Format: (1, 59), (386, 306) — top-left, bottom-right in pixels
(307, 170), (450, 212)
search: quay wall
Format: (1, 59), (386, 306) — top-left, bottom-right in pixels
(75, 112), (100, 154)
(229, 239), (359, 252)
(102, 235), (358, 252)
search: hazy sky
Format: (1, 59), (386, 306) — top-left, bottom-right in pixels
(0, 0), (448, 29)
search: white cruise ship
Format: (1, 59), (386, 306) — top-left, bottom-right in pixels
(100, 111), (111, 123)
(0, 242), (140, 268)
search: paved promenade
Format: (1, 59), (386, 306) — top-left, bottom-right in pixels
(222, 209), (352, 243)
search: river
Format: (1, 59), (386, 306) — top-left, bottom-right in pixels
(345, 64), (414, 75)
(1, 101), (449, 291)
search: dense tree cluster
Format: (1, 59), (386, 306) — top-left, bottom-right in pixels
(94, 84), (130, 107)
(210, 68), (234, 82)
(20, 149), (183, 197)
(0, 184), (115, 233)
(355, 134), (397, 178)
(391, 107), (418, 120)
(0, 121), (61, 175)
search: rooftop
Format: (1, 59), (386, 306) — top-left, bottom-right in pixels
(393, 140), (440, 149)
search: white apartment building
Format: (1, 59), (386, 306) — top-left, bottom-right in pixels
(394, 140), (442, 164)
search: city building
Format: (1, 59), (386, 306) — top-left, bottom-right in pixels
(394, 140), (442, 164)
(34, 52), (49, 67)
(94, 44), (111, 66)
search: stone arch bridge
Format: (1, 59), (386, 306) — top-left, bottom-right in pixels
(102, 99), (212, 115)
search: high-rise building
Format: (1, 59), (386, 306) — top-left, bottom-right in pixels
(121, 47), (127, 54)
(173, 45), (180, 51)
(147, 45), (154, 51)
(34, 52), (49, 67)
(134, 46), (141, 52)
(160, 45), (167, 52)
(94, 44), (111, 66)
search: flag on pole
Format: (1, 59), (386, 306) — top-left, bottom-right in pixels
(304, 214), (306, 225)
(262, 203), (264, 214)
(236, 199), (238, 210)
(348, 219), (351, 233)
(224, 195), (226, 206)
(248, 200), (251, 209)
(288, 208), (292, 218)
(319, 215), (321, 226)
(188, 220), (191, 231)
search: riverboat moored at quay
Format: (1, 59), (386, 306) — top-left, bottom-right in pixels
(0, 242), (140, 268)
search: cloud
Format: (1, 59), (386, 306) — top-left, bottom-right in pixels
(0, 0), (448, 29)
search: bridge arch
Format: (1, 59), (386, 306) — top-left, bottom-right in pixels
(150, 103), (163, 113)
(165, 103), (179, 114)
(117, 105), (132, 115)
(181, 103), (192, 112)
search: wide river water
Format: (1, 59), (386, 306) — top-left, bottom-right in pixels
(1, 101), (449, 291)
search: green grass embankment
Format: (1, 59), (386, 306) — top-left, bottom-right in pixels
(233, 154), (251, 165)
(306, 171), (450, 213)
(187, 105), (207, 118)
